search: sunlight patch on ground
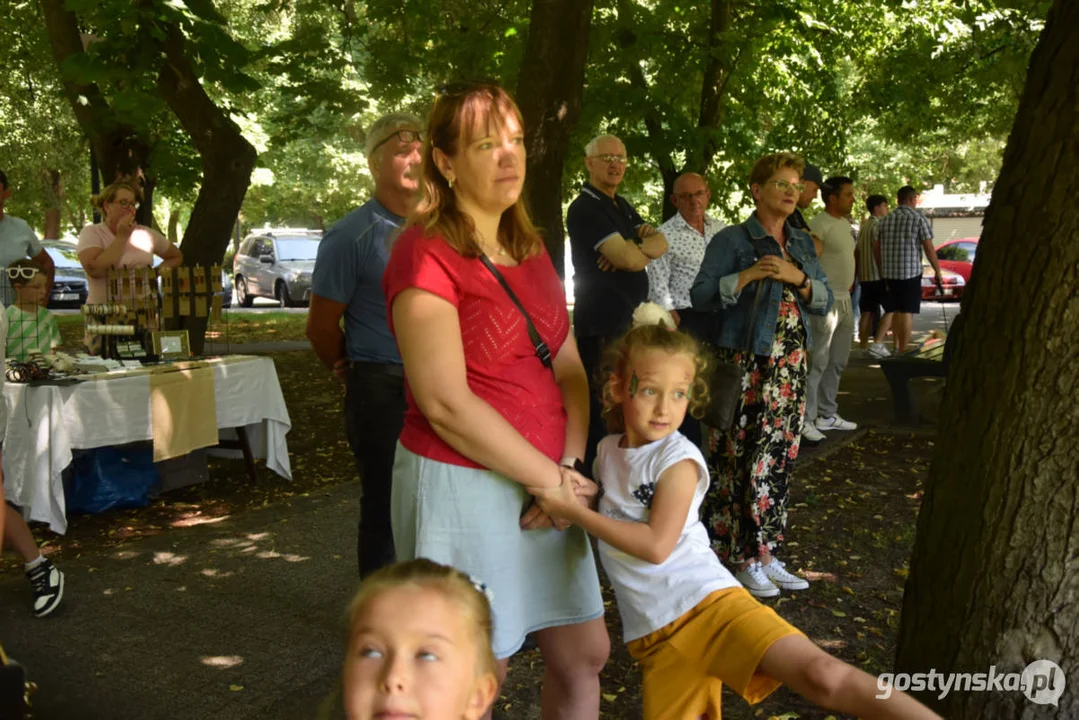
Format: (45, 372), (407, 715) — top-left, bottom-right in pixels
(200, 655), (245, 670)
(153, 551), (187, 566)
(818, 639), (848, 650)
(112, 550), (142, 560)
(200, 568), (234, 578)
(172, 514), (230, 528)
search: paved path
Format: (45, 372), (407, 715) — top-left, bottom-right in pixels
(0, 485), (358, 720)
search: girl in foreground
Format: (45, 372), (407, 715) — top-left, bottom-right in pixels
(342, 558), (499, 719)
(533, 306), (939, 719)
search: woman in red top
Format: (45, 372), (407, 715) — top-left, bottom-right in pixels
(382, 83), (609, 716)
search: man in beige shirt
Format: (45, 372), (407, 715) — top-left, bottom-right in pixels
(804, 176), (858, 441)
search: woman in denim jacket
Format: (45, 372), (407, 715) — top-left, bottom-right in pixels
(690, 152), (833, 599)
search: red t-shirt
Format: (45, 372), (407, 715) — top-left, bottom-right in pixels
(382, 225), (570, 469)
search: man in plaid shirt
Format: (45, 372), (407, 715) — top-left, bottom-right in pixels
(874, 186), (943, 352)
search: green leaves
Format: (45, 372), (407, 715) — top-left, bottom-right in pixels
(7, 0), (1047, 237)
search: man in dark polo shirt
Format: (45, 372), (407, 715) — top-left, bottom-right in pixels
(306, 112), (422, 577)
(566, 133), (668, 472)
(789, 162), (825, 258)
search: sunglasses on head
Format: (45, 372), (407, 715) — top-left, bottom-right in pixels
(6, 267), (38, 280)
(371, 129), (426, 154)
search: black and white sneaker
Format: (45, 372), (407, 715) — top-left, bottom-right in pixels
(26, 558), (64, 618)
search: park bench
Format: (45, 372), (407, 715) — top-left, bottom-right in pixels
(878, 343), (947, 425)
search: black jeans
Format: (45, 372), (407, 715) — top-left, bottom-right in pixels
(345, 362), (407, 578)
(576, 335), (612, 478)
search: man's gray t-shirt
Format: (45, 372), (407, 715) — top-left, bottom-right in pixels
(310, 198), (404, 364)
(0, 215), (44, 305)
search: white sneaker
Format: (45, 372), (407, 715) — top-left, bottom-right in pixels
(801, 423), (825, 443)
(816, 415), (858, 431)
(735, 561), (780, 598)
(868, 343), (891, 359)
(761, 559), (810, 591)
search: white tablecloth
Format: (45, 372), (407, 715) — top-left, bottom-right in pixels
(2, 356), (292, 534)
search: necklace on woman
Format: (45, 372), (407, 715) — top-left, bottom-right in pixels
(776, 236), (792, 260)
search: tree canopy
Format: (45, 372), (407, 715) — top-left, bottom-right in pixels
(0, 0), (1050, 241)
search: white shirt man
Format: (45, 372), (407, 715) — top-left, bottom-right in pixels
(648, 173), (724, 327)
(804, 176), (858, 442)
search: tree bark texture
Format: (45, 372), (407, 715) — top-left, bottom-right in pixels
(895, 1), (1079, 717)
(42, 169), (61, 240)
(39, 0), (150, 185)
(514, 0), (595, 278)
(156, 24), (256, 354)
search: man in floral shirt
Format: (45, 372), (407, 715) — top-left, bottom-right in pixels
(648, 172), (724, 445)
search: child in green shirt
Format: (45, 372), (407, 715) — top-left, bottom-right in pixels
(1, 257), (66, 617)
(5, 258), (61, 362)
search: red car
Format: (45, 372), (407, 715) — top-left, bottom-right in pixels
(934, 237), (978, 282)
(921, 265), (965, 300)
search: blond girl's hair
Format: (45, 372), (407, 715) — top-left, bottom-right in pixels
(346, 558), (497, 676)
(600, 317), (712, 432)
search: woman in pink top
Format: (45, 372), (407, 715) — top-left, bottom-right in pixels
(383, 82), (609, 718)
(76, 177), (183, 306)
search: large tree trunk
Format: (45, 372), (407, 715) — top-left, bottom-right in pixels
(514, 0), (594, 278)
(42, 169), (61, 240)
(156, 24), (256, 355)
(894, 0), (1078, 716)
(167, 209), (181, 245)
(40, 0), (151, 192)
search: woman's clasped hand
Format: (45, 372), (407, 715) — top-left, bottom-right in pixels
(524, 467), (598, 529)
(748, 254), (804, 285)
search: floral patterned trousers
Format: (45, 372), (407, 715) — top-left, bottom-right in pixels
(703, 289), (809, 564)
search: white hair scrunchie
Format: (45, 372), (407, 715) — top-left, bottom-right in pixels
(631, 302), (676, 329)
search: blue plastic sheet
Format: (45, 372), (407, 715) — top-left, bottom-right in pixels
(67, 445), (160, 515)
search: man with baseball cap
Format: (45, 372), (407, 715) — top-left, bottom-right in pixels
(306, 113), (423, 577)
(789, 163), (825, 258)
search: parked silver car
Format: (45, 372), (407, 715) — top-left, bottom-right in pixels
(233, 229), (322, 307)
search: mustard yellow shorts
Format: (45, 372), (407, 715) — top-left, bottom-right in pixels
(626, 587), (802, 720)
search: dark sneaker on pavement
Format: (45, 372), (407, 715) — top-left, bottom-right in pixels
(26, 558), (64, 618)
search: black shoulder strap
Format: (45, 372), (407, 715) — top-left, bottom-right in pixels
(479, 255), (553, 369)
